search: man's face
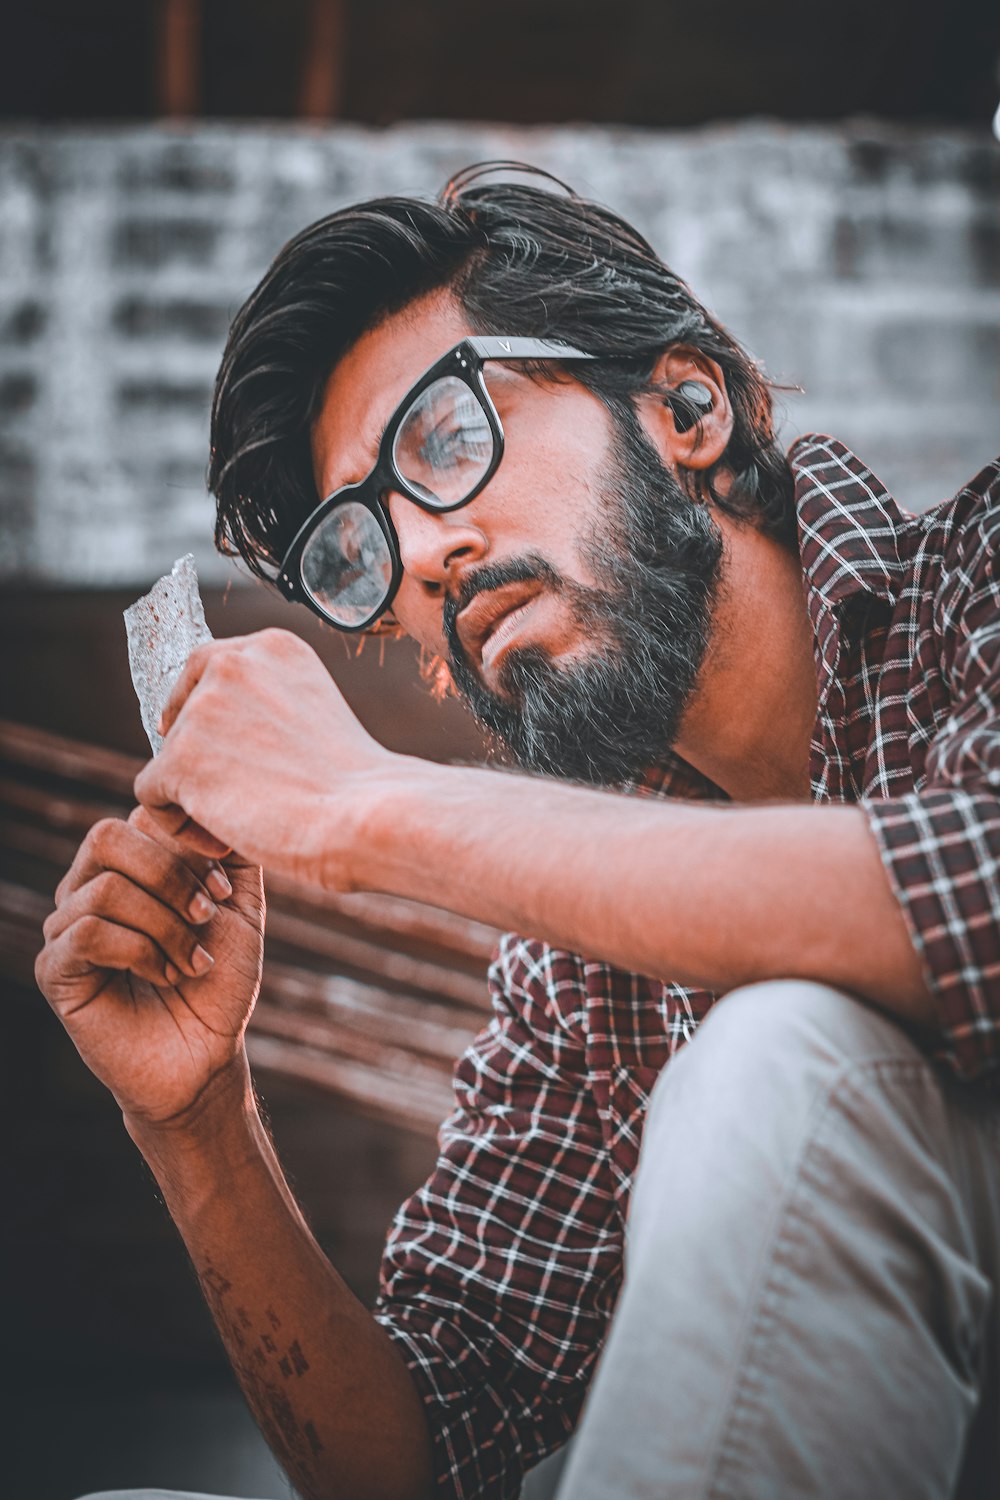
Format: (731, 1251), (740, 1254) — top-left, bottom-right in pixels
(310, 292), (723, 785)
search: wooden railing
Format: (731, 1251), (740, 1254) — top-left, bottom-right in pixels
(0, 719), (499, 1136)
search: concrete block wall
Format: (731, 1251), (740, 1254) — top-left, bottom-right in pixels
(1, 120), (998, 585)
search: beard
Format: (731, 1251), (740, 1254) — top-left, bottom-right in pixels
(443, 399), (725, 787)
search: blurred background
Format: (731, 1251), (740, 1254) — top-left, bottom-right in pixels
(2, 2), (999, 1496)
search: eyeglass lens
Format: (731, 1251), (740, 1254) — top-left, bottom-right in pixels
(300, 499), (393, 628)
(392, 375), (494, 505)
(301, 374), (497, 625)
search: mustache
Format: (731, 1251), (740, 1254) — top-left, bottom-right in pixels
(443, 553), (562, 661)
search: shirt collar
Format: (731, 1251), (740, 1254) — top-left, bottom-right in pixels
(789, 433), (924, 731)
(790, 433), (916, 614)
(642, 434), (920, 801)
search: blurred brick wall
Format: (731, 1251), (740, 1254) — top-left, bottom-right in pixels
(1, 120), (998, 585)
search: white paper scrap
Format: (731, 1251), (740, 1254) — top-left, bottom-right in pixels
(124, 554), (213, 755)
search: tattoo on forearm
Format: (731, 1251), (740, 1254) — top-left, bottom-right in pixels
(199, 1260), (325, 1490)
(278, 1340), (310, 1380)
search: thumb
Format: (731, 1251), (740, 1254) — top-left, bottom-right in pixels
(130, 766), (233, 860)
(126, 805), (256, 881)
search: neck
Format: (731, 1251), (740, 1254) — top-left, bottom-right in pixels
(674, 514), (818, 802)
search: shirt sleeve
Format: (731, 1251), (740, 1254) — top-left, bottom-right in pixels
(863, 504), (1000, 1081)
(373, 938), (621, 1499)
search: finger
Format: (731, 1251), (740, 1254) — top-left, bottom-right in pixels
(55, 818), (225, 919)
(157, 633), (264, 739)
(44, 876), (215, 981)
(135, 800), (233, 862)
(39, 913), (198, 996)
(132, 752), (189, 843)
(56, 817), (217, 914)
(173, 818), (233, 861)
(157, 638), (221, 739)
(154, 627), (312, 754)
(127, 806), (234, 895)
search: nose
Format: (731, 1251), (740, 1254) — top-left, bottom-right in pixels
(387, 490), (488, 600)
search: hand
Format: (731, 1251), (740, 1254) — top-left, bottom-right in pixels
(133, 629), (398, 888)
(35, 808), (265, 1128)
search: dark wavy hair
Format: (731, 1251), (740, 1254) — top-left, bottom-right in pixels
(209, 166), (795, 581)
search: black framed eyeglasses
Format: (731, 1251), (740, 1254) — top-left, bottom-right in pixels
(276, 336), (597, 632)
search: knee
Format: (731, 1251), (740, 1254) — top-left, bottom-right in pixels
(713, 976), (873, 1046)
(644, 978), (918, 1148)
(693, 976), (913, 1080)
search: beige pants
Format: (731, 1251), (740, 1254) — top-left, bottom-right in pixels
(556, 980), (1000, 1500)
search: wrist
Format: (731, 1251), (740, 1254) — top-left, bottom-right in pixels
(123, 1048), (256, 1162)
(325, 753), (447, 896)
(123, 1049), (290, 1233)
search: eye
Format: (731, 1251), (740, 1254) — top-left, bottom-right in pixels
(393, 376), (495, 504)
(420, 395), (491, 469)
(335, 511), (367, 572)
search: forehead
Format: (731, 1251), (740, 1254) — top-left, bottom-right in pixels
(310, 291), (475, 495)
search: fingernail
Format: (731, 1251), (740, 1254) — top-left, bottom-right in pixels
(207, 868), (232, 900)
(191, 945), (214, 974)
(164, 962), (180, 985)
(189, 892), (216, 923)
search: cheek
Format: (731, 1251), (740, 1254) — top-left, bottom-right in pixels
(486, 453), (606, 586)
(390, 577), (448, 656)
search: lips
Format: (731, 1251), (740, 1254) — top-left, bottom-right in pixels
(456, 580), (544, 671)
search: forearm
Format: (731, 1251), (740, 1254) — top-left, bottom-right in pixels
(126, 1054), (434, 1500)
(351, 763), (932, 1022)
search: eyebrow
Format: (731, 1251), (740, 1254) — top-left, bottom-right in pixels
(319, 411), (388, 497)
(371, 414), (389, 458)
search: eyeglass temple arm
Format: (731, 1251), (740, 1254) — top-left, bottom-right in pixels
(466, 338), (709, 428)
(465, 336), (596, 361)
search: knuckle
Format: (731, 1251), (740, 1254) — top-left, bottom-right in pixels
(75, 912), (102, 948)
(260, 626), (299, 659)
(124, 928), (150, 962)
(76, 911), (99, 939)
(196, 680), (225, 714)
(86, 816), (122, 858)
(90, 869), (122, 908)
(34, 947), (49, 986)
(210, 649), (241, 686)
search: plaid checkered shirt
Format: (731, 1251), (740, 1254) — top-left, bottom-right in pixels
(373, 434), (1000, 1498)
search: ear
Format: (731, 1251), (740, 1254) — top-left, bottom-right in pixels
(637, 345), (734, 475)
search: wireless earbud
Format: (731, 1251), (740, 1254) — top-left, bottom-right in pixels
(666, 380), (713, 433)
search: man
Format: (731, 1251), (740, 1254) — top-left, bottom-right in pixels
(37, 167), (1000, 1500)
